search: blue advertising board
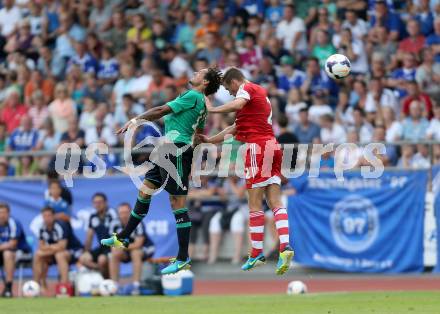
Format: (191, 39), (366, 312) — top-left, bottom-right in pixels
(288, 170), (427, 273)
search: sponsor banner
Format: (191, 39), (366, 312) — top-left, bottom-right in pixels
(288, 170), (427, 273)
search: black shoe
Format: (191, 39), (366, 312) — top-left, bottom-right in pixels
(2, 289), (12, 298)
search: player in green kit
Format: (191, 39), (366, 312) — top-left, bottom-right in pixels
(101, 68), (222, 275)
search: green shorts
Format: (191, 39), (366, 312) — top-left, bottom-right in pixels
(145, 142), (193, 196)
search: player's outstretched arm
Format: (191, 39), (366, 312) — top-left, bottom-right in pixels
(116, 105), (172, 134)
(197, 124), (236, 144)
(207, 98), (247, 114)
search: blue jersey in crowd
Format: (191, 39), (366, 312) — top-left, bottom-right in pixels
(8, 128), (39, 151)
(88, 208), (117, 244)
(98, 58), (119, 80)
(39, 220), (83, 251)
(0, 217), (31, 252)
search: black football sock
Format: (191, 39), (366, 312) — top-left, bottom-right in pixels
(117, 196), (151, 239)
(174, 207), (191, 261)
(5, 282), (12, 290)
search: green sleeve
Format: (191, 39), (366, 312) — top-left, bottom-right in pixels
(167, 91), (197, 114)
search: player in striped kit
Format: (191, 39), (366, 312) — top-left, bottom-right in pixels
(198, 67), (293, 275)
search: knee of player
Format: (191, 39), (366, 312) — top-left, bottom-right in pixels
(169, 195), (186, 209)
(130, 249), (142, 259)
(110, 248), (123, 259)
(55, 250), (68, 260)
(138, 189), (152, 201)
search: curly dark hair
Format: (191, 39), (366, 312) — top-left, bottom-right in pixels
(204, 67), (222, 96)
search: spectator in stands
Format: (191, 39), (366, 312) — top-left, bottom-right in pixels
(79, 193), (116, 278)
(308, 90), (333, 124)
(114, 94), (143, 128)
(0, 202), (32, 298)
(112, 62), (137, 109)
(301, 57), (330, 101)
(60, 117), (86, 150)
(370, 0), (402, 41)
(101, 11), (127, 54)
(89, 0), (112, 33)
(402, 80), (433, 119)
(277, 56), (306, 94)
(416, 47), (440, 102)
(49, 83), (77, 134)
(312, 30), (336, 67)
(0, 0), (22, 38)
(336, 28), (368, 76)
(365, 77), (399, 119)
(426, 17), (440, 63)
(0, 90), (28, 134)
(352, 107), (373, 143)
(276, 4), (307, 55)
(388, 52), (418, 99)
(413, 144), (431, 168)
(294, 107), (321, 144)
(397, 144), (417, 168)
(7, 115), (39, 152)
(85, 109), (117, 147)
(413, 0), (434, 36)
(145, 67), (174, 108)
(177, 10), (198, 54)
(320, 113), (347, 144)
(37, 46), (62, 79)
(208, 176), (246, 265)
(163, 46), (193, 81)
(427, 103), (440, 141)
(82, 73), (106, 104)
(127, 13), (152, 47)
(33, 206), (83, 292)
(401, 100), (430, 142)
(109, 203), (154, 295)
(398, 19), (426, 56)
(371, 125), (398, 166)
(24, 70), (54, 105)
(97, 46), (119, 87)
(36, 119), (60, 171)
(366, 26), (397, 66)
(28, 91), (49, 130)
(196, 32), (223, 66)
(69, 42), (98, 74)
(342, 9), (368, 40)
(239, 32), (263, 74)
(382, 106), (402, 143)
(284, 89), (307, 125)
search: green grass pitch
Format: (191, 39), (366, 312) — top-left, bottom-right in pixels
(3, 292), (440, 314)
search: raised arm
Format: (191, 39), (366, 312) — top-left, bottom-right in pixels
(207, 98), (247, 114)
(197, 124), (237, 144)
(116, 105), (172, 134)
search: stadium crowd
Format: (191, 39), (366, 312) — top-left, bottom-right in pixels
(2, 0), (440, 297)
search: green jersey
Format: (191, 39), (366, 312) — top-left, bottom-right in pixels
(164, 89), (207, 144)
